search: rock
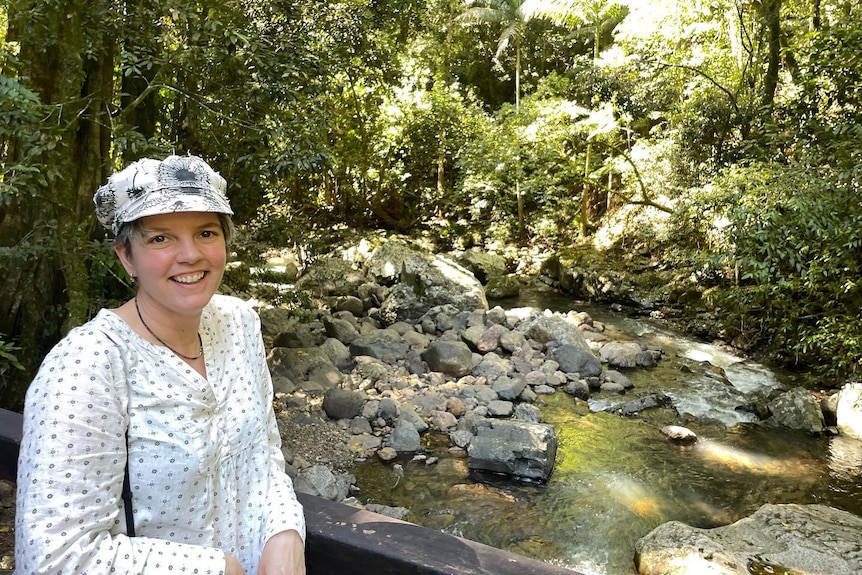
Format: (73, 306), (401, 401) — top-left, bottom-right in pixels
(660, 425), (697, 443)
(333, 295), (365, 316)
(498, 330), (528, 353)
(387, 418), (421, 453)
(268, 347), (334, 382)
(550, 344), (602, 378)
(472, 352), (513, 380)
(421, 341), (473, 377)
(429, 410), (458, 431)
(366, 239), (488, 315)
(455, 248), (508, 284)
(563, 379), (590, 400)
(295, 256), (367, 296)
(319, 337), (353, 370)
(450, 429), (473, 448)
(377, 447), (398, 461)
(486, 400), (514, 417)
(374, 283), (428, 325)
(468, 420), (557, 481)
(349, 329), (410, 361)
(294, 464), (352, 501)
(514, 403), (542, 423)
(836, 382), (862, 440)
(635, 503), (862, 575)
(601, 369), (633, 389)
(323, 315), (360, 344)
(365, 503), (410, 520)
(258, 306), (298, 337)
(603, 393), (672, 416)
(521, 315), (591, 351)
(322, 388), (365, 420)
(272, 322), (325, 348)
(485, 274), (522, 298)
(768, 387), (825, 433)
(490, 374), (526, 400)
(598, 341), (643, 368)
(475, 323), (511, 353)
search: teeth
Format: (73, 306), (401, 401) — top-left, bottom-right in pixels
(173, 272), (205, 284)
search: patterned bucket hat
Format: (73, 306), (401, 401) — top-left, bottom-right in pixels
(94, 154), (233, 234)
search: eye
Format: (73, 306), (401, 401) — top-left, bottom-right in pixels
(148, 235), (167, 244)
(200, 229), (220, 239)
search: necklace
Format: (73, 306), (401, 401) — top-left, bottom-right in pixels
(134, 297), (204, 360)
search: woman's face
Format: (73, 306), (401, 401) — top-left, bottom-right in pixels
(115, 211), (227, 318)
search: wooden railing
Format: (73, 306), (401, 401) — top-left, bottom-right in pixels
(0, 408), (581, 575)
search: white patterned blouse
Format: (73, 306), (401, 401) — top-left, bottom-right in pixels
(15, 294), (305, 575)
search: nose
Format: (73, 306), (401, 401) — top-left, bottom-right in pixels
(176, 236), (203, 262)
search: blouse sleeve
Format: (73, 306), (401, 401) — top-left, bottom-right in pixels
(15, 325), (226, 575)
(249, 310), (306, 544)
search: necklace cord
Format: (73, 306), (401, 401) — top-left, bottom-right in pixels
(134, 297), (203, 360)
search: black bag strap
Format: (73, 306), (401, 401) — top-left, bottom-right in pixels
(122, 425), (135, 536)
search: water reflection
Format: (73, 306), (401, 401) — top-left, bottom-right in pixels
(350, 293), (862, 575)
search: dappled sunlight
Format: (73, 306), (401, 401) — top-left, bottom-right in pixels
(695, 439), (812, 478)
(601, 473), (666, 521)
(449, 483), (517, 503)
(665, 552), (736, 575)
(432, 255), (477, 283)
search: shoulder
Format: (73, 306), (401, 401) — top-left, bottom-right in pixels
(44, 310), (129, 360)
(27, 311), (131, 407)
(206, 294), (262, 332)
(208, 293), (258, 318)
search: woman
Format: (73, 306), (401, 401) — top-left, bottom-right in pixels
(15, 154), (305, 575)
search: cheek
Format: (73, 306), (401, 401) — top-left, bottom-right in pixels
(206, 245), (228, 267)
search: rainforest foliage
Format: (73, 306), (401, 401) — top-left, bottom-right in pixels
(1, 0), (860, 404)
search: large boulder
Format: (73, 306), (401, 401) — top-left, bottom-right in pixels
(635, 503), (862, 575)
(836, 382), (862, 440)
(268, 347), (334, 382)
(467, 420), (557, 481)
(520, 315), (591, 351)
(294, 256), (368, 296)
(348, 329), (410, 362)
(365, 239), (488, 318)
(767, 387), (825, 433)
(550, 344), (602, 377)
(455, 248), (508, 284)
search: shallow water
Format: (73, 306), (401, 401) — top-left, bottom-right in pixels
(350, 291), (862, 574)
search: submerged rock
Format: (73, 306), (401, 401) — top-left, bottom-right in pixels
(467, 420), (557, 481)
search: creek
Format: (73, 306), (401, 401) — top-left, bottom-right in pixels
(349, 289), (862, 574)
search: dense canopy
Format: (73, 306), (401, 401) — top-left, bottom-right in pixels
(1, 0), (860, 406)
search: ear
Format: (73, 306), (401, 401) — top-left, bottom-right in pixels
(114, 244), (137, 279)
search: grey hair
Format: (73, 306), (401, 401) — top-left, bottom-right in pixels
(113, 212), (236, 258)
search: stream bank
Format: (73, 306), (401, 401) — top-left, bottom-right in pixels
(248, 235), (862, 574)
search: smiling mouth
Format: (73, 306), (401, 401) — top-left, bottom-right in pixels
(172, 271), (206, 284)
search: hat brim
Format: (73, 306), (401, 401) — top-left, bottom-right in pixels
(117, 186), (234, 227)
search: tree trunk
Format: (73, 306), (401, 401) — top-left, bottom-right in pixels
(761, 0), (782, 108)
(581, 142), (592, 238)
(0, 0), (115, 406)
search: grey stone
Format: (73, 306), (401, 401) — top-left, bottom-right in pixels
(421, 340), (473, 377)
(349, 329), (410, 362)
(836, 382), (862, 440)
(550, 344), (602, 378)
(322, 388), (365, 420)
(768, 387), (825, 433)
(635, 504), (862, 575)
(387, 419), (421, 453)
(468, 420), (557, 481)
